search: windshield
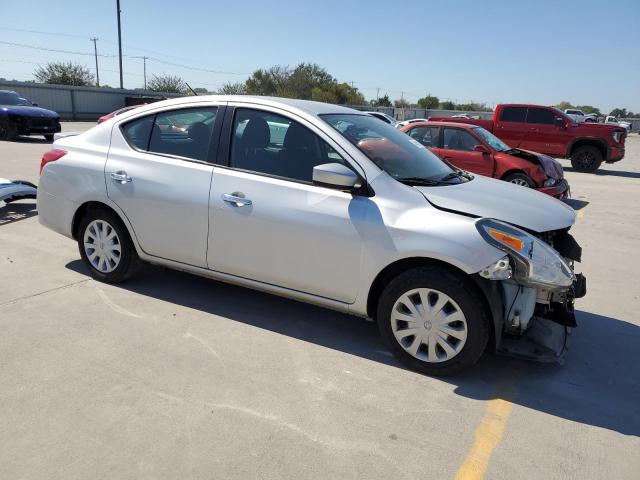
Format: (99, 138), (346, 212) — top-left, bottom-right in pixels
(473, 127), (510, 152)
(322, 114), (453, 181)
(0, 91), (30, 106)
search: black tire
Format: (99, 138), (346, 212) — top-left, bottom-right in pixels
(0, 118), (17, 141)
(44, 134), (54, 141)
(376, 267), (490, 376)
(503, 172), (535, 188)
(570, 145), (602, 173)
(77, 208), (139, 283)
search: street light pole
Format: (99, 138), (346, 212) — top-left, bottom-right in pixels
(116, 0), (123, 89)
(143, 56), (147, 90)
(90, 37), (99, 87)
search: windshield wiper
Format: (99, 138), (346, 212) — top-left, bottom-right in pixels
(439, 170), (472, 182)
(396, 176), (442, 186)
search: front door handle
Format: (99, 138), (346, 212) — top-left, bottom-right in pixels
(223, 192), (252, 207)
(111, 171), (132, 184)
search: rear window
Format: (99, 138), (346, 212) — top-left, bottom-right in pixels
(499, 107), (527, 123)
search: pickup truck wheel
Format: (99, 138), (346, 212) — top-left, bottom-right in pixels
(78, 209), (139, 283)
(0, 119), (17, 141)
(376, 267), (490, 376)
(44, 134), (54, 141)
(504, 172), (535, 188)
(571, 146), (602, 173)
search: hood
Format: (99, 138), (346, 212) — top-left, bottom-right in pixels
(507, 149), (564, 179)
(416, 175), (575, 233)
(0, 105), (59, 118)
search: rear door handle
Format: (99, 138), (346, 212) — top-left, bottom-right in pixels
(110, 171), (132, 184)
(223, 192), (252, 207)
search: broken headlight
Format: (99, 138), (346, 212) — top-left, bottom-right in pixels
(476, 218), (574, 289)
(543, 178), (557, 187)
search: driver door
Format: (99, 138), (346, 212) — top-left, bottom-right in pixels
(441, 127), (494, 176)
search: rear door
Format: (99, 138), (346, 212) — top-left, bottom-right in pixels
(494, 106), (528, 147)
(441, 127), (494, 176)
(106, 104), (224, 267)
(521, 107), (567, 156)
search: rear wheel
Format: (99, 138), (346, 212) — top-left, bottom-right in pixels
(571, 145), (602, 173)
(376, 267), (490, 376)
(0, 119), (16, 141)
(504, 172), (535, 188)
(78, 209), (139, 283)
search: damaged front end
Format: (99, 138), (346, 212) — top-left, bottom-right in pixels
(476, 219), (586, 363)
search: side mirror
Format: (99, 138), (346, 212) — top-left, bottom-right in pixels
(313, 163), (359, 190)
(554, 117), (566, 128)
(32, 102), (38, 106)
(473, 144), (490, 154)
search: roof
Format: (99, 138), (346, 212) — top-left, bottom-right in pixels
(133, 94), (362, 117)
(402, 120), (483, 129)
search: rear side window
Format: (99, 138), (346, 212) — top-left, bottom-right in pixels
(408, 126), (440, 147)
(499, 107), (527, 123)
(526, 107), (555, 125)
(122, 107), (218, 161)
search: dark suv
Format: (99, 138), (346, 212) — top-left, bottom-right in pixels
(0, 90), (61, 141)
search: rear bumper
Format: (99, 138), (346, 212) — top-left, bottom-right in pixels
(537, 179), (569, 199)
(36, 190), (77, 239)
(607, 146), (625, 163)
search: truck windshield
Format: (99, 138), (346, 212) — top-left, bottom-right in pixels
(322, 114), (453, 181)
(473, 127), (511, 152)
(0, 91), (30, 106)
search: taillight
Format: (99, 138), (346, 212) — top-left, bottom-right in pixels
(40, 149), (67, 174)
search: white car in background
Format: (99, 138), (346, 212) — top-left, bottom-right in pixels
(37, 95), (585, 375)
(604, 116), (631, 132)
(564, 109), (598, 123)
(397, 118), (430, 128)
(365, 111), (399, 127)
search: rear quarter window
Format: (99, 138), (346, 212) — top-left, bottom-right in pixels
(499, 107), (527, 123)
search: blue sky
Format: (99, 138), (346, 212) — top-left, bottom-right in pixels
(1, 0), (639, 112)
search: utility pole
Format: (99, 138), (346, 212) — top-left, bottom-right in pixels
(142, 56), (147, 90)
(376, 87), (380, 103)
(90, 37), (99, 87)
(116, 0), (123, 89)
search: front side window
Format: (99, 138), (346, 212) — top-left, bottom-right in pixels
(526, 107), (555, 125)
(323, 114), (452, 181)
(443, 128), (480, 152)
(408, 126), (440, 147)
(122, 107), (218, 161)
(0, 91), (26, 106)
(230, 108), (349, 183)
(500, 107), (527, 123)
(473, 127), (510, 152)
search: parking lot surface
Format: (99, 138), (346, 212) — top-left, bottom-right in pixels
(1, 123), (639, 479)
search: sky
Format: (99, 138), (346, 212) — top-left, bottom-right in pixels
(1, 0), (639, 112)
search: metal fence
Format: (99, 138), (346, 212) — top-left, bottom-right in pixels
(0, 80), (180, 120)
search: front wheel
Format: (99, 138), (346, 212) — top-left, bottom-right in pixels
(376, 267), (490, 376)
(78, 209), (139, 283)
(571, 145), (602, 173)
(0, 119), (16, 141)
(504, 172), (535, 188)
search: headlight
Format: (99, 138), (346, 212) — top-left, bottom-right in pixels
(612, 131), (623, 143)
(476, 218), (574, 289)
(543, 178), (556, 187)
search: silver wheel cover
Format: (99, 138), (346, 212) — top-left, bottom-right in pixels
(510, 178), (530, 187)
(390, 288), (468, 363)
(83, 219), (122, 273)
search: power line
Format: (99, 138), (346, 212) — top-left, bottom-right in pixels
(0, 40), (115, 57)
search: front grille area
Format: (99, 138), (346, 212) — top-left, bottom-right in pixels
(28, 117), (58, 128)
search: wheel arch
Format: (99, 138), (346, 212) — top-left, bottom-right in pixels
(568, 137), (607, 160)
(365, 256), (502, 350)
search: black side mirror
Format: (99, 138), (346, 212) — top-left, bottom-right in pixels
(554, 117), (566, 128)
(32, 102), (38, 107)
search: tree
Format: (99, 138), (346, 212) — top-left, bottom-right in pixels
(610, 108), (627, 117)
(34, 61), (94, 86)
(192, 87), (209, 94)
(371, 94), (392, 107)
(439, 100), (455, 110)
(575, 105), (601, 116)
(218, 81), (247, 95)
(417, 95), (439, 109)
(147, 74), (186, 93)
(556, 101), (574, 111)
(394, 98), (410, 108)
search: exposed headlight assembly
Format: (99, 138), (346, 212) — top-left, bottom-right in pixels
(543, 178), (557, 187)
(476, 218), (574, 289)
(612, 131), (623, 143)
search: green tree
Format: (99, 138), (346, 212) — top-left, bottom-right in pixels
(34, 61), (94, 86)
(218, 81), (247, 95)
(439, 100), (456, 110)
(575, 105), (601, 116)
(371, 94), (392, 107)
(147, 74), (186, 93)
(556, 101), (574, 111)
(610, 108), (627, 117)
(394, 98), (410, 108)
(417, 94), (439, 109)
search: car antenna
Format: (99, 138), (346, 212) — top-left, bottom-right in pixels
(185, 83), (198, 96)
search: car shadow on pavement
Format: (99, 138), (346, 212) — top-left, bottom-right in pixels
(67, 260), (640, 437)
(9, 136), (52, 144)
(564, 198), (589, 210)
(0, 201), (38, 226)
(564, 166), (640, 179)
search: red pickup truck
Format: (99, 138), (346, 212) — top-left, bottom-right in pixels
(430, 104), (627, 173)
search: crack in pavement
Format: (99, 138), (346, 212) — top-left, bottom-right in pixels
(0, 278), (92, 307)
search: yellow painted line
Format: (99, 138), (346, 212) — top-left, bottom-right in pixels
(453, 398), (514, 480)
